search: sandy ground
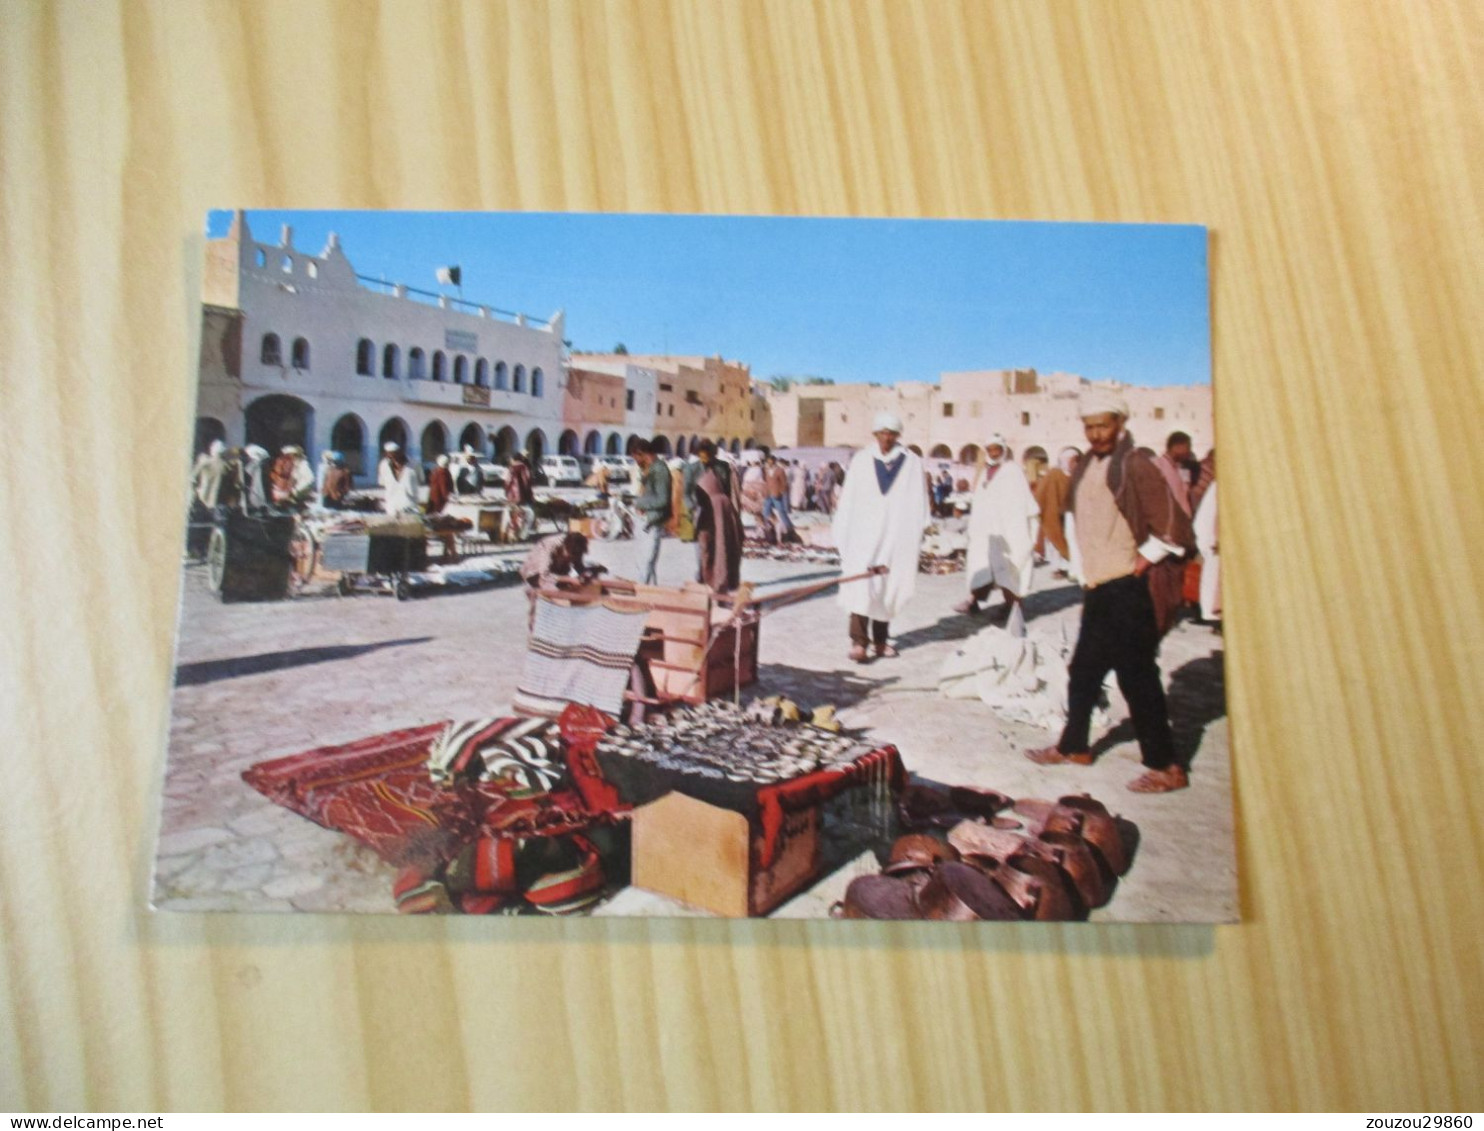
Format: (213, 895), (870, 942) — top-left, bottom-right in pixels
(153, 518), (1234, 922)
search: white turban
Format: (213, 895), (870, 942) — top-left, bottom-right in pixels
(207, 440), (225, 458)
(383, 442), (400, 453)
(1057, 446), (1081, 475)
(985, 433), (1009, 465)
(436, 454), (449, 467)
(281, 444), (303, 456)
(872, 411), (903, 434)
(244, 444), (268, 462)
(1078, 387), (1129, 419)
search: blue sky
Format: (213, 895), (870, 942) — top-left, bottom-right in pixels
(208, 210), (1209, 388)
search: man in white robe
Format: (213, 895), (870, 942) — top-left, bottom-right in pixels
(789, 460), (808, 510)
(957, 434), (1040, 632)
(379, 443), (422, 515)
(832, 412), (930, 663)
(193, 440), (232, 509)
(240, 444), (272, 512)
(1193, 480), (1220, 623)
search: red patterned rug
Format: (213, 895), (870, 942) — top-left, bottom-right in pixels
(242, 709), (619, 913)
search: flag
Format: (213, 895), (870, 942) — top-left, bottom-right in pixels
(436, 265), (461, 287)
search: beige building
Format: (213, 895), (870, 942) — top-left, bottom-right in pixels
(573, 352), (774, 455)
(560, 367), (629, 456)
(768, 369), (1211, 465)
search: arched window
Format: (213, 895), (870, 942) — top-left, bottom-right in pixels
(432, 351), (447, 382)
(356, 339), (375, 376)
(513, 365), (526, 394)
(281, 255), (294, 274)
(382, 343), (400, 379)
(254, 248), (267, 268)
(494, 362), (508, 391)
(408, 348), (426, 379)
(260, 333), (282, 366)
(331, 414), (367, 476)
(421, 420), (448, 464)
(531, 367), (544, 397)
(453, 355), (468, 384)
(493, 426), (519, 461)
(291, 337), (310, 369)
(474, 359), (489, 387)
(306, 261), (319, 279)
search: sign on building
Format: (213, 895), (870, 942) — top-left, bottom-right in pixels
(462, 385), (491, 407)
(445, 329), (479, 353)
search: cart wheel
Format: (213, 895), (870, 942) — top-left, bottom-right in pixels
(395, 576), (411, 601)
(206, 527), (227, 593)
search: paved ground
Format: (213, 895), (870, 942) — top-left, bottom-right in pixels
(153, 515), (1235, 922)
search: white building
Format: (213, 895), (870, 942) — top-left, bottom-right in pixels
(197, 212), (569, 482)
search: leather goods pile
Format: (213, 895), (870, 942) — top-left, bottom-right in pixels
(836, 787), (1137, 921)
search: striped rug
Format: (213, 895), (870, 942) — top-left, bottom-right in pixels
(512, 597), (648, 718)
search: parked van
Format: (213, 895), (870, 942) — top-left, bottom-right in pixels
(540, 454), (584, 487)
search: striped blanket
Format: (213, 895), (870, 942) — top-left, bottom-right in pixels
(512, 597), (648, 718)
(426, 716), (565, 795)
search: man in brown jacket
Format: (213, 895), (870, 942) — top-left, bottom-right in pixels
(1028, 390), (1196, 793)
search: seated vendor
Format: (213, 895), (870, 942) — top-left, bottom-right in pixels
(520, 532), (606, 629)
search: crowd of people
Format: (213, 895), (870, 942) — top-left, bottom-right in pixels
(825, 397), (1219, 794)
(190, 398), (1219, 797)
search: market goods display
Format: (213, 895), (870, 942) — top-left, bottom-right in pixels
(836, 789), (1138, 922)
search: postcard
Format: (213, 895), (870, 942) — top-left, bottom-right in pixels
(155, 210), (1232, 921)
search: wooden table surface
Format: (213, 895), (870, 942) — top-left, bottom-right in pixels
(2, 0), (1481, 1112)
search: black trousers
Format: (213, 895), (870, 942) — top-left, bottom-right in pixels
(1058, 574), (1178, 770)
(849, 614), (890, 648)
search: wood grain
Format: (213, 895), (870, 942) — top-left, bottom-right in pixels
(3, 0), (1482, 1112)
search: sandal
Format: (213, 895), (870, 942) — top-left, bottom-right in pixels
(875, 643), (899, 659)
(953, 599), (981, 616)
(848, 644), (871, 664)
(1025, 745), (1094, 766)
(1127, 765), (1189, 793)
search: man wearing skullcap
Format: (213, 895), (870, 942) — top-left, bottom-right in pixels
(832, 412), (930, 662)
(192, 440), (237, 511)
(269, 444), (315, 509)
(320, 452), (352, 509)
(380, 443), (422, 515)
(1027, 389), (1196, 793)
(376, 442), (402, 500)
(240, 444), (273, 512)
(426, 453), (454, 514)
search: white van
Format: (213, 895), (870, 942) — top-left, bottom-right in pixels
(540, 455), (584, 487)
